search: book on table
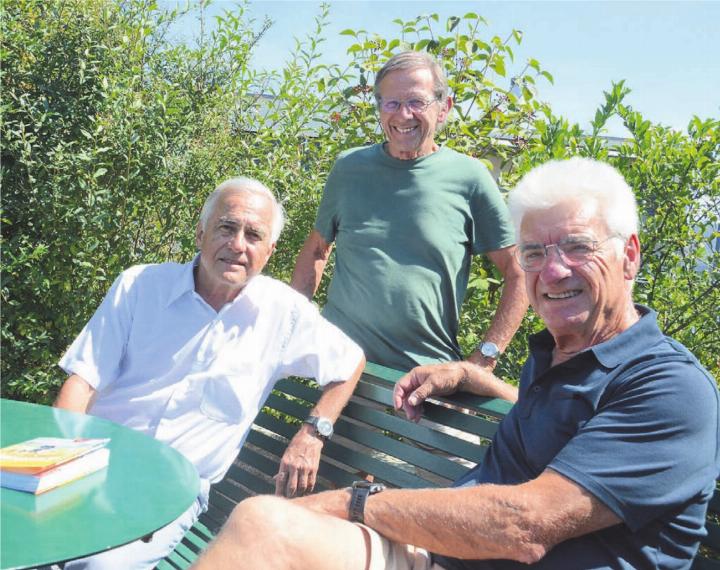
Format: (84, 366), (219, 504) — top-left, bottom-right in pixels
(0, 437), (110, 494)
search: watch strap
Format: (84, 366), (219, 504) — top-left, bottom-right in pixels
(349, 481), (385, 524)
(303, 415), (332, 440)
(349, 485), (370, 524)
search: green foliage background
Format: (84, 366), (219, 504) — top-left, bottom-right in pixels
(2, 0), (719, 403)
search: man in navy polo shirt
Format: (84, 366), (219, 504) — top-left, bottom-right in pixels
(191, 158), (719, 570)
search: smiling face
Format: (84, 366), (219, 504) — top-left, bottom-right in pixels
(195, 188), (276, 307)
(520, 199), (640, 350)
(377, 67), (451, 160)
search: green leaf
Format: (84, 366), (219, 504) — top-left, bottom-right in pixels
(491, 56), (506, 77)
(447, 16), (460, 32)
(340, 29), (356, 37)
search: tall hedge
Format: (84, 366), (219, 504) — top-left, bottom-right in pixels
(2, 0), (718, 403)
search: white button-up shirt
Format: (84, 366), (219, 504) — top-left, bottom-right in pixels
(59, 259), (363, 503)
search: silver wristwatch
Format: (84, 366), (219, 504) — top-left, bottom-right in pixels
(304, 415), (334, 440)
(478, 341), (501, 360)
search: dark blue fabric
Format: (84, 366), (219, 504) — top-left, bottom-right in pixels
(434, 307), (719, 570)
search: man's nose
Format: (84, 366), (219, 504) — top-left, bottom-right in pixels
(228, 232), (246, 251)
(539, 246), (572, 282)
(398, 102), (415, 119)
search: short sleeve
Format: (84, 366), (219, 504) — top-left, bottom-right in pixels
(314, 158), (344, 244)
(468, 166), (515, 255)
(275, 297), (364, 386)
(549, 359), (720, 531)
(58, 269), (137, 390)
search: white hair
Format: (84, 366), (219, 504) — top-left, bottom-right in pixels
(508, 157), (639, 240)
(199, 177), (285, 242)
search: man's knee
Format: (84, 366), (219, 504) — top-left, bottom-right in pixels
(226, 495), (295, 542)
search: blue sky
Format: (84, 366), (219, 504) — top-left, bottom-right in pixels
(172, 1), (719, 136)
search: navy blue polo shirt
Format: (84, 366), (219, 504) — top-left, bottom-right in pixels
(434, 307), (719, 570)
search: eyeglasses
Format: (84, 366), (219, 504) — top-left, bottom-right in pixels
(378, 98), (439, 114)
(515, 235), (623, 272)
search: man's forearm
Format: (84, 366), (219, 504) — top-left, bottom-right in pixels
(310, 358), (365, 421)
(276, 358), (366, 496)
(290, 230), (333, 299)
(460, 361), (518, 403)
(468, 267), (528, 364)
(54, 374), (96, 413)
(362, 471), (619, 563)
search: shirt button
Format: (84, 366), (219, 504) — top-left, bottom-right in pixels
(532, 385), (541, 393)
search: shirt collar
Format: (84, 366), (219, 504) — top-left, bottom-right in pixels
(528, 305), (664, 369)
(166, 255), (199, 307)
(591, 305), (663, 368)
(166, 254), (265, 311)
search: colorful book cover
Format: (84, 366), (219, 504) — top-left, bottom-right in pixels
(0, 437), (110, 475)
(0, 447), (110, 494)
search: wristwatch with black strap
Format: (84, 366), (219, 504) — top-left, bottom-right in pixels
(349, 480), (386, 524)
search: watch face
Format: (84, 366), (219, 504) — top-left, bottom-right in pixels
(481, 342), (500, 359)
(316, 418), (334, 437)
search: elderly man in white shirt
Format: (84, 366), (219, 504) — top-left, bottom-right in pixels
(54, 177), (365, 570)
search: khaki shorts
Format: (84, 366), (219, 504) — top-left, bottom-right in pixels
(357, 524), (447, 570)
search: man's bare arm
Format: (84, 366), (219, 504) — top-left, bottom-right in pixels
(365, 468), (620, 562)
(393, 361), (518, 421)
(291, 230), (334, 299)
(54, 374), (97, 413)
(301, 468), (620, 564)
(275, 357), (365, 497)
(467, 245), (529, 368)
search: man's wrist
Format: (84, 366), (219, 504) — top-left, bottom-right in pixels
(349, 480), (385, 524)
(298, 423), (326, 443)
(478, 355), (498, 370)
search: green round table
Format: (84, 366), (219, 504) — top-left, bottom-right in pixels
(0, 399), (200, 570)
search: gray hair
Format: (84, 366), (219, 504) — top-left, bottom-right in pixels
(508, 157), (639, 241)
(374, 51), (449, 102)
(200, 177), (285, 242)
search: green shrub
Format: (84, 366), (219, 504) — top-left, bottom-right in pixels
(2, 1), (717, 403)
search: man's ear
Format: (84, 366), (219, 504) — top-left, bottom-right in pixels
(195, 223), (204, 250)
(623, 234), (641, 280)
(437, 96), (453, 124)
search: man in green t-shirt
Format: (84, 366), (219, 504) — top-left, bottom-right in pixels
(291, 51), (528, 373)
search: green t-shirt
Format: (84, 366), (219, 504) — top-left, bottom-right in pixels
(315, 143), (515, 371)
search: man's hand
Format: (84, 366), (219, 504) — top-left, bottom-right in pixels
(275, 427), (324, 497)
(394, 362), (518, 420)
(393, 362), (468, 422)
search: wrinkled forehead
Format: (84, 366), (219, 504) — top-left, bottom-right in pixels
(212, 189), (274, 226)
(519, 199), (610, 242)
(377, 67), (436, 98)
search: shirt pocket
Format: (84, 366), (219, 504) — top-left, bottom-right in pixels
(200, 371), (252, 424)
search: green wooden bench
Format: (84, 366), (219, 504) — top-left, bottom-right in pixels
(156, 361), (720, 570)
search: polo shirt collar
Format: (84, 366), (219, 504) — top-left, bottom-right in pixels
(591, 305), (663, 368)
(166, 254), (265, 311)
(528, 305), (664, 370)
